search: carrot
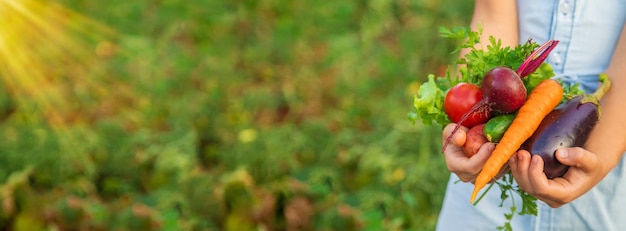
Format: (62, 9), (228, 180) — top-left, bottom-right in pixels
(470, 79), (563, 203)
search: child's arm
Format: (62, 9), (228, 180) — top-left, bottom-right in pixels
(462, 0), (519, 56)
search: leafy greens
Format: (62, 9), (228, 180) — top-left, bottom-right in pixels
(409, 26), (582, 126)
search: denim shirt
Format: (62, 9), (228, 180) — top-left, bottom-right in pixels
(436, 1), (626, 230)
(519, 0), (626, 93)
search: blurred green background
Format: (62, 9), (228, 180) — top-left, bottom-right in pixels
(0, 0), (473, 230)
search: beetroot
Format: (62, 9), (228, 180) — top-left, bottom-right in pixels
(481, 67), (527, 113)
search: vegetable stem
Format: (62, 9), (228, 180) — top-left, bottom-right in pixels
(580, 73), (611, 117)
(472, 181), (495, 206)
(592, 73), (611, 100)
(516, 40), (559, 78)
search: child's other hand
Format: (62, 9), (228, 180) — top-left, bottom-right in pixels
(509, 148), (607, 208)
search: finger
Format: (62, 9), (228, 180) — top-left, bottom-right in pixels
(509, 150), (533, 192)
(527, 155), (572, 207)
(527, 155), (551, 195)
(447, 143), (495, 182)
(442, 123), (468, 147)
(444, 142), (490, 176)
(555, 147), (599, 172)
(443, 148), (473, 181)
(442, 126), (472, 171)
(466, 142), (495, 170)
(457, 142), (494, 175)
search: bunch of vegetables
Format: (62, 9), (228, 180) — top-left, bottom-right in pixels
(409, 26), (610, 230)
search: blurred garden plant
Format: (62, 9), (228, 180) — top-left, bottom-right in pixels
(0, 0), (472, 230)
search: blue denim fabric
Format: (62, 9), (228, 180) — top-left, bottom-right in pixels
(436, 0), (626, 230)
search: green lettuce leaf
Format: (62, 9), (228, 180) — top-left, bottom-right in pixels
(410, 74), (450, 126)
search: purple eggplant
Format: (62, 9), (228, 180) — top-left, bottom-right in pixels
(521, 75), (611, 179)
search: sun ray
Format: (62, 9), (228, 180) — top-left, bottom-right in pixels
(0, 0), (144, 156)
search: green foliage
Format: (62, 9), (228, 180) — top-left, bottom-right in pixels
(445, 31), (540, 86)
(0, 0), (473, 230)
(410, 75), (450, 126)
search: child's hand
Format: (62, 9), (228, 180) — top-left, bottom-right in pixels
(509, 148), (607, 208)
(442, 123), (498, 183)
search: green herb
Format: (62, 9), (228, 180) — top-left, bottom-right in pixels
(561, 82), (586, 103)
(439, 25), (482, 55)
(495, 173), (537, 231)
(460, 37), (538, 85)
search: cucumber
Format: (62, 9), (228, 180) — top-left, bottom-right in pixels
(484, 114), (515, 142)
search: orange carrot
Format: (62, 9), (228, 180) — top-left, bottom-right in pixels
(470, 79), (563, 203)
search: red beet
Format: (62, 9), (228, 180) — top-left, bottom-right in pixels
(442, 67), (527, 152)
(481, 67), (527, 113)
